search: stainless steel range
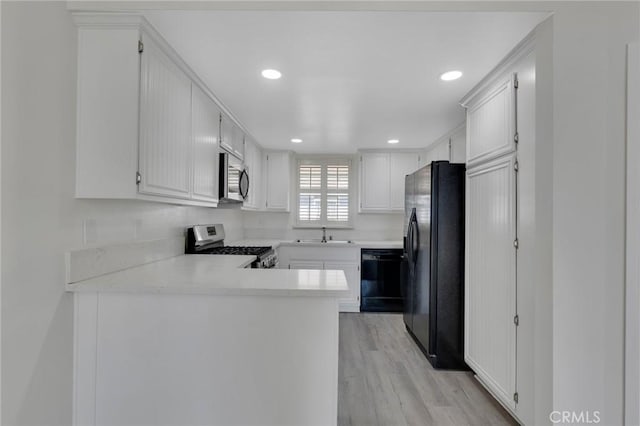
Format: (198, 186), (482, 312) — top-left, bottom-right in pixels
(185, 224), (278, 269)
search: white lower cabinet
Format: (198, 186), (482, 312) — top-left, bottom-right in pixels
(465, 153), (517, 411)
(72, 291), (340, 426)
(279, 246), (360, 312)
(324, 262), (360, 312)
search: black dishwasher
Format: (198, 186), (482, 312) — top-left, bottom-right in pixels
(360, 249), (404, 312)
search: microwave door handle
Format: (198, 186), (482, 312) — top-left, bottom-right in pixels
(219, 153), (228, 199)
(239, 169), (250, 200)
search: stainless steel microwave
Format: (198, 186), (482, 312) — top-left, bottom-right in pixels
(219, 152), (249, 203)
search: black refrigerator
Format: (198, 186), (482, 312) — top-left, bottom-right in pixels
(402, 161), (467, 370)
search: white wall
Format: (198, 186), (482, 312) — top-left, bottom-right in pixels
(626, 41), (640, 426)
(532, 16), (554, 426)
(243, 210), (404, 242)
(0, 3), (243, 424)
(0, 1), (3, 421)
(550, 4), (637, 426)
(627, 11), (640, 426)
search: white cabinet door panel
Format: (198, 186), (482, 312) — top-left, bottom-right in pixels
(324, 262), (360, 312)
(232, 126), (245, 160)
(252, 147), (263, 209)
(220, 114), (244, 160)
(243, 139), (263, 210)
(465, 153), (517, 410)
(219, 114), (234, 155)
(389, 153), (419, 210)
(191, 84), (220, 203)
(265, 152), (290, 211)
(466, 77), (515, 166)
(139, 36), (192, 199)
(360, 153), (390, 211)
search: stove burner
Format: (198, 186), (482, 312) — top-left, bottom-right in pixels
(198, 246), (272, 257)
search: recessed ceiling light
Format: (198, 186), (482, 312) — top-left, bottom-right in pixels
(387, 139), (400, 144)
(440, 70), (463, 81)
(261, 69), (282, 80)
(291, 138), (303, 143)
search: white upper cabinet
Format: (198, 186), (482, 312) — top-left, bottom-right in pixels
(418, 150), (429, 169)
(360, 153), (390, 211)
(423, 123), (466, 166)
(220, 114), (245, 160)
(73, 14), (254, 208)
(138, 34), (192, 199)
(450, 125), (467, 164)
(389, 153), (421, 210)
(464, 76), (516, 166)
(425, 138), (451, 164)
(243, 137), (263, 210)
(191, 84), (220, 203)
(265, 151), (291, 211)
(74, 18), (142, 199)
(359, 152), (419, 212)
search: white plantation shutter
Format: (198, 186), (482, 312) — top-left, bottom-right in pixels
(299, 194), (321, 221)
(326, 165), (349, 222)
(297, 159), (352, 226)
(327, 165), (349, 190)
(326, 194), (349, 222)
(298, 165), (322, 222)
(299, 165), (321, 190)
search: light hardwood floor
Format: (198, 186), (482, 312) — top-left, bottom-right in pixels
(338, 313), (518, 426)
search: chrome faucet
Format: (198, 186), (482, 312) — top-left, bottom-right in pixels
(321, 226), (327, 243)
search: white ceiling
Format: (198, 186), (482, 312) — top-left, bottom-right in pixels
(144, 11), (547, 153)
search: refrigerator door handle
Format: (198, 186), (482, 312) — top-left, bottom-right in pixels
(406, 223), (413, 264)
(410, 219), (419, 263)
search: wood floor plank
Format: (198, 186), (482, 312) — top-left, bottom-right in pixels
(338, 313), (518, 426)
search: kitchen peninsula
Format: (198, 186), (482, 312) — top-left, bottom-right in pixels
(66, 244), (348, 426)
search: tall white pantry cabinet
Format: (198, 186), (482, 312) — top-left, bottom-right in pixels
(461, 34), (536, 424)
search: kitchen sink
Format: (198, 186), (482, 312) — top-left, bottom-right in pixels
(295, 239), (354, 244)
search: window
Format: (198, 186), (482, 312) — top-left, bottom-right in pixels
(296, 158), (352, 227)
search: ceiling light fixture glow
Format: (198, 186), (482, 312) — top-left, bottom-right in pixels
(261, 69), (282, 80)
(291, 138), (303, 143)
(440, 70), (463, 81)
(387, 139), (400, 144)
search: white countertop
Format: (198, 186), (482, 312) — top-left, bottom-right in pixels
(66, 254), (349, 297)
